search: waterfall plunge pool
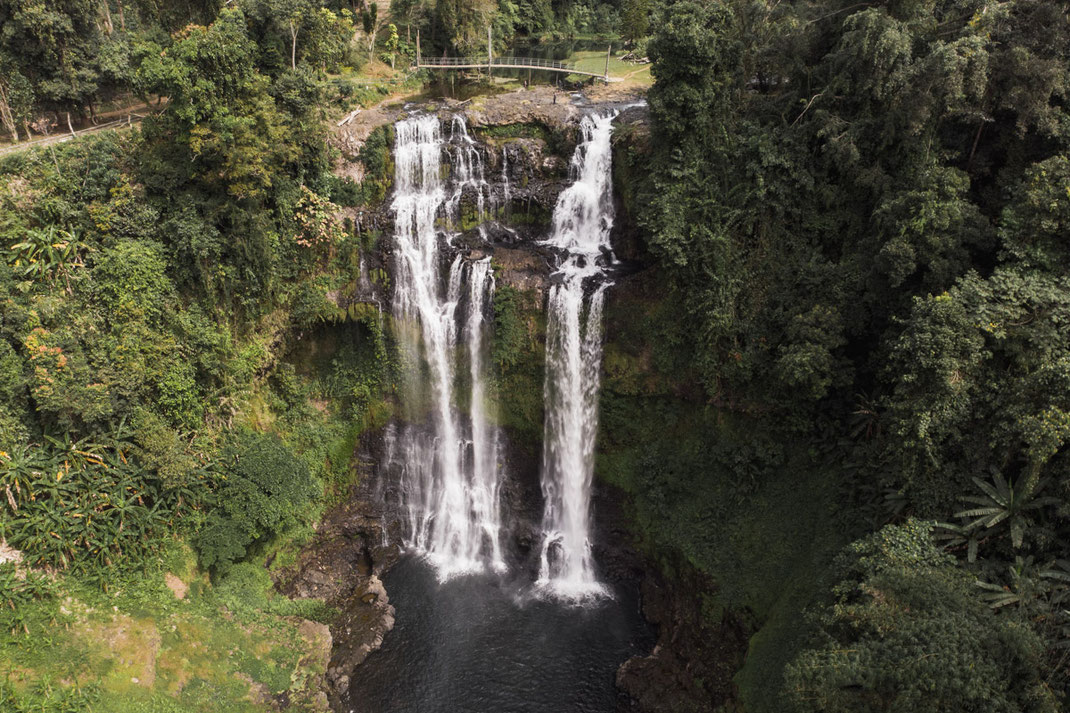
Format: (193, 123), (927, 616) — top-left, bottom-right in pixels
(340, 555), (653, 713)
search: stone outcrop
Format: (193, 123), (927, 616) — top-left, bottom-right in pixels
(454, 87), (579, 131)
(616, 570), (747, 713)
(274, 471), (401, 708)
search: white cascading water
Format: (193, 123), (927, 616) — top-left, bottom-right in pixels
(388, 115), (505, 578)
(447, 115), (491, 237)
(537, 112), (618, 600)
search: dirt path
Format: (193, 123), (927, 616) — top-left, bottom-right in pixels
(0, 102), (163, 158)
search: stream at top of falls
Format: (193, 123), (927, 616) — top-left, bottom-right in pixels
(358, 107), (649, 712)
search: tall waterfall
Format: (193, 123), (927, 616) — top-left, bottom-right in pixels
(537, 112), (618, 600)
(387, 115), (505, 579)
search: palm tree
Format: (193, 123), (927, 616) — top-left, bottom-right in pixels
(955, 468), (1059, 550)
(7, 226), (87, 293)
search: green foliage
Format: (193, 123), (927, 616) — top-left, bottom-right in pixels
(0, 677), (98, 713)
(436, 0), (498, 54)
(785, 521), (1057, 713)
(1000, 156), (1070, 271)
(322, 316), (389, 421)
(886, 268), (1070, 515)
(632, 3), (1070, 702)
(491, 284), (525, 371)
(356, 123), (395, 206)
(953, 471), (1059, 555)
(0, 562), (57, 613)
(90, 241), (174, 324)
(487, 285), (544, 447)
(7, 226), (88, 294)
(620, 0), (650, 44)
(138, 8), (297, 201)
(0, 432), (202, 573)
(213, 561), (333, 622)
(195, 430), (318, 575)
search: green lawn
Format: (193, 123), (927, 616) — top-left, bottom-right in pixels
(567, 49), (653, 85)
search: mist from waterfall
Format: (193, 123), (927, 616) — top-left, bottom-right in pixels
(537, 112), (618, 600)
(386, 114), (505, 579)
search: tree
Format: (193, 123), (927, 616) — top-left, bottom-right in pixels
(383, 22), (399, 68)
(269, 0), (317, 70)
(137, 7), (296, 199)
(195, 431), (317, 575)
(885, 268), (1070, 515)
(390, 0), (429, 42)
(0, 0), (105, 123)
(435, 0), (496, 55)
(621, 0), (650, 46)
(361, 1), (384, 59)
(0, 55), (33, 143)
(785, 520), (1057, 713)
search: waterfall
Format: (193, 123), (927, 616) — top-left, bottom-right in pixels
(386, 115), (505, 579)
(447, 115), (490, 237)
(537, 112), (618, 600)
(501, 144), (511, 205)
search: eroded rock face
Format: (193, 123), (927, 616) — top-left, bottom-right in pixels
(333, 104), (405, 159)
(458, 87), (579, 132)
(616, 570), (747, 713)
(274, 473), (402, 707)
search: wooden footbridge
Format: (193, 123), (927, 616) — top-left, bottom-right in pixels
(415, 30), (611, 83)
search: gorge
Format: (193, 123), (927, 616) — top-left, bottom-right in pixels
(4, 3), (1069, 711)
(333, 101), (649, 709)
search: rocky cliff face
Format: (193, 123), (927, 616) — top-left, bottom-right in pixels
(273, 448), (401, 707)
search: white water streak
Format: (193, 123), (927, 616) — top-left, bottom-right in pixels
(537, 112), (618, 601)
(389, 115), (505, 579)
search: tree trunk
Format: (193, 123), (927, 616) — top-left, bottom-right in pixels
(100, 0), (114, 34)
(0, 82), (19, 143)
(290, 20), (299, 70)
(117, 0), (126, 31)
(67, 112), (76, 137)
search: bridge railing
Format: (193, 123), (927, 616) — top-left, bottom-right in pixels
(418, 56), (581, 72)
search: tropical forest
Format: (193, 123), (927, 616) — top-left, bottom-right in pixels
(0, 0), (1068, 711)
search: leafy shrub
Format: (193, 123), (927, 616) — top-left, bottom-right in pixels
(156, 359), (204, 430)
(785, 520), (1057, 713)
(214, 562), (333, 623)
(0, 433), (192, 572)
(0, 562), (57, 611)
(492, 285), (525, 371)
(357, 124), (394, 205)
(0, 339), (27, 409)
(89, 240), (174, 324)
(195, 431), (318, 575)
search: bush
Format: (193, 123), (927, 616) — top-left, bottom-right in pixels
(89, 240), (174, 324)
(784, 520), (1057, 713)
(196, 431), (318, 575)
(0, 434), (188, 572)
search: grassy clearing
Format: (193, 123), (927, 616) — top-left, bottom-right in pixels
(0, 543), (331, 713)
(566, 50), (653, 86)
